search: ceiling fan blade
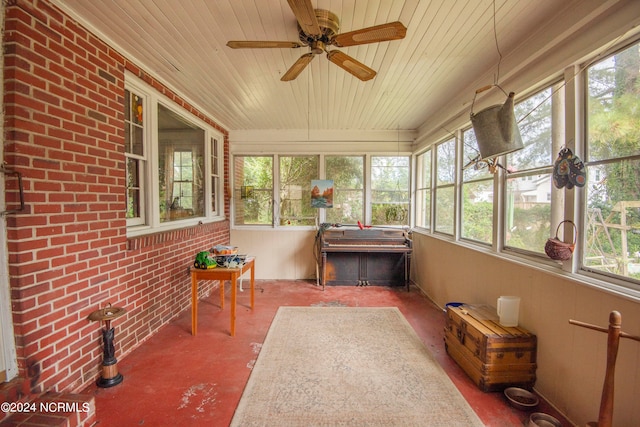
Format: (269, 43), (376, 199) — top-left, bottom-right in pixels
(326, 50), (376, 81)
(226, 41), (302, 49)
(332, 21), (407, 47)
(287, 0), (321, 36)
(281, 53), (315, 81)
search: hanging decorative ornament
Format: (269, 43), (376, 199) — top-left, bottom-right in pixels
(553, 147), (586, 189)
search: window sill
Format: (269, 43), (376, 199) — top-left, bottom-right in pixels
(126, 216), (227, 249)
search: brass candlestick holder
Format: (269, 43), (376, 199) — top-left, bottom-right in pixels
(88, 303), (127, 388)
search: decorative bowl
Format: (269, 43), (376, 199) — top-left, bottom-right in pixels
(504, 387), (539, 411)
(528, 412), (562, 427)
(443, 302), (464, 312)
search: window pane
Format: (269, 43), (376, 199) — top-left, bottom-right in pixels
(415, 151), (431, 229)
(503, 85), (563, 254)
(585, 41), (640, 282)
(461, 179), (493, 244)
(462, 129), (492, 181)
(211, 137), (219, 214)
(587, 43), (640, 162)
(325, 156), (364, 225)
(124, 88), (145, 225)
(437, 139), (456, 184)
(371, 156), (410, 226)
(509, 88), (554, 170)
(280, 156), (319, 226)
(505, 174), (554, 252)
(461, 128), (493, 244)
(584, 161), (640, 278)
(126, 157), (140, 219)
(157, 105), (205, 222)
(435, 186), (454, 234)
(125, 90), (144, 156)
(435, 138), (456, 234)
(234, 156), (273, 225)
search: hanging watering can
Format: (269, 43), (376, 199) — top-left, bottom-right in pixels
(470, 86), (523, 159)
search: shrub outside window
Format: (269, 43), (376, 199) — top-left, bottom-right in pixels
(370, 156), (410, 226)
(461, 128), (493, 244)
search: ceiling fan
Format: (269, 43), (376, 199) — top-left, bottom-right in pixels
(226, 0), (407, 82)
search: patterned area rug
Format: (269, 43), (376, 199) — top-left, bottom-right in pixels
(231, 307), (484, 426)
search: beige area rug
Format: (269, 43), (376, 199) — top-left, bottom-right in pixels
(231, 307), (484, 427)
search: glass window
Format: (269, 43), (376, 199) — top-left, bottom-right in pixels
(125, 89), (146, 225)
(504, 85), (564, 254)
(415, 150), (431, 229)
(124, 78), (224, 234)
(461, 129), (493, 244)
(234, 156), (273, 225)
(435, 138), (456, 234)
(279, 156), (319, 226)
(585, 41), (640, 282)
(210, 137), (221, 216)
(325, 156), (364, 225)
(157, 104), (205, 223)
(371, 156), (410, 226)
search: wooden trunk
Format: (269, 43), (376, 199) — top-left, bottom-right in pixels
(444, 304), (537, 392)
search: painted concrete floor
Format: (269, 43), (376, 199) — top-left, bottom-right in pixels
(84, 280), (570, 426)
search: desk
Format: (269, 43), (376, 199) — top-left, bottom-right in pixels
(190, 257), (255, 336)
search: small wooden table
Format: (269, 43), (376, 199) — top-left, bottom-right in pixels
(190, 257), (255, 336)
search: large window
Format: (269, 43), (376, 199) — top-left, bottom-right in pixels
(325, 156), (364, 225)
(210, 137), (221, 216)
(279, 156), (319, 226)
(234, 156), (273, 226)
(461, 128), (493, 244)
(158, 104), (205, 223)
(124, 77), (223, 233)
(233, 154), (409, 228)
(504, 84), (564, 254)
(371, 156), (410, 226)
(585, 41), (640, 282)
(435, 138), (456, 234)
(415, 150), (431, 229)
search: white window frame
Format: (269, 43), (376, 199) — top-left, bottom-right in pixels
(124, 84), (148, 228)
(232, 153), (411, 229)
(433, 137), (457, 236)
(125, 73), (225, 237)
(413, 148), (432, 231)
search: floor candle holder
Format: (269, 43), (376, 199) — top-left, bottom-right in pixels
(88, 303), (127, 388)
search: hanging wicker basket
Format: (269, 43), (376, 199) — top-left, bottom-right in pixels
(545, 220), (577, 261)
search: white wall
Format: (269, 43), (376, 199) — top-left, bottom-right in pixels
(411, 232), (640, 427)
(231, 229), (317, 281)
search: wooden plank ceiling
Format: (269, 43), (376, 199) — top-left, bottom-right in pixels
(52, 0), (582, 133)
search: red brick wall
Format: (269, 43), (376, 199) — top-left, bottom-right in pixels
(2, 0), (230, 394)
